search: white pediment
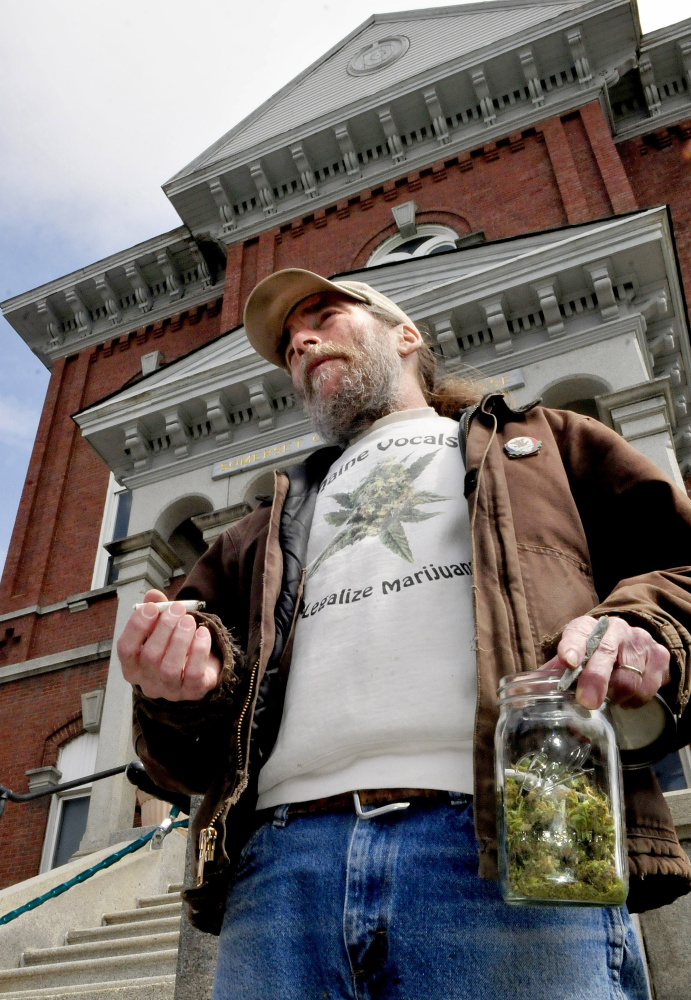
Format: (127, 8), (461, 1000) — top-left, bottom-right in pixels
(168, 0), (592, 181)
(104, 328), (258, 405)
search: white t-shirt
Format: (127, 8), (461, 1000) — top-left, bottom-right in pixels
(256, 408), (477, 808)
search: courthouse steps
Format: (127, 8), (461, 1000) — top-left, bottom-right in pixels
(0, 884), (183, 999)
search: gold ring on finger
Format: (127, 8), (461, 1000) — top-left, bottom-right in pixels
(617, 663), (644, 677)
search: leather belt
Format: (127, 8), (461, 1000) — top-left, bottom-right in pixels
(258, 788), (461, 824)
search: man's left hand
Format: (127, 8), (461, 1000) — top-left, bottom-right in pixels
(542, 615), (671, 710)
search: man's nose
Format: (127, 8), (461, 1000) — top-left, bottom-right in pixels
(290, 327), (322, 355)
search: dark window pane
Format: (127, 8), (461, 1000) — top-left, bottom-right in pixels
(53, 796), (90, 868)
(397, 236), (432, 255)
(112, 491), (132, 541)
(653, 752), (687, 792)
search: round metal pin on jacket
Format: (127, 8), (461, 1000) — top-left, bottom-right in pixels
(504, 436), (542, 458)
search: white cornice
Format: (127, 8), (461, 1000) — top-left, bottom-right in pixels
(165, 1), (628, 198)
(179, 86), (608, 249)
(76, 206), (691, 481)
(1, 227), (191, 313)
(640, 16), (691, 51)
(1, 228), (225, 366)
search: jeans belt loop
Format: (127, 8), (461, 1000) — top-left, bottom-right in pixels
(352, 790), (411, 819)
(272, 803), (290, 828)
(448, 791), (472, 807)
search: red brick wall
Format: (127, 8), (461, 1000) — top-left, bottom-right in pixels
(618, 121), (691, 307)
(0, 659), (108, 889)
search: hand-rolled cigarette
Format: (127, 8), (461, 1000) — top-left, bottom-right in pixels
(133, 600), (206, 612)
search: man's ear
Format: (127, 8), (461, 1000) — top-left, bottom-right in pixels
(396, 323), (423, 359)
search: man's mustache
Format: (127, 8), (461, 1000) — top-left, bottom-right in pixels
(298, 344), (359, 385)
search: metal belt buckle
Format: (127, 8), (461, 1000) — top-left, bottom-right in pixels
(352, 791), (411, 819)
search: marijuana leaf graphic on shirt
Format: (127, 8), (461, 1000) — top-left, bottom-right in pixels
(307, 449), (448, 578)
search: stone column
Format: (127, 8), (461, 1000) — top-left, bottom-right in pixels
(596, 377), (683, 487)
(80, 530), (180, 853)
(173, 796), (219, 1000)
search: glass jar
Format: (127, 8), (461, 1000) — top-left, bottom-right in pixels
(495, 667), (628, 907)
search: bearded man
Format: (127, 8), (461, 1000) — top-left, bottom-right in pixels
(119, 269), (691, 1000)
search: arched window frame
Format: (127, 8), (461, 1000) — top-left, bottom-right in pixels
(39, 732), (99, 872)
(366, 225), (459, 267)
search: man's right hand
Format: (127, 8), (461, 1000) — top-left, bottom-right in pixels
(118, 588), (222, 701)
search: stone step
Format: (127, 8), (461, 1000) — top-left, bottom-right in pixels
(102, 901), (182, 925)
(135, 891), (182, 909)
(0, 972), (175, 999)
(22, 931), (180, 966)
(166, 883), (183, 894)
(66, 914), (181, 945)
(0, 950), (178, 992)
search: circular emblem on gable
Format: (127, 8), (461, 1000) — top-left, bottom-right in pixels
(504, 436), (542, 458)
(347, 35), (410, 77)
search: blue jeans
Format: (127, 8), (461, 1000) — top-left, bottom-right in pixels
(212, 797), (651, 1000)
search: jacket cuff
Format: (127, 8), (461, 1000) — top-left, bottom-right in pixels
(133, 611), (242, 731)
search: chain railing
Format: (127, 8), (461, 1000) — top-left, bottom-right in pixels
(0, 760), (191, 924)
(0, 806), (188, 925)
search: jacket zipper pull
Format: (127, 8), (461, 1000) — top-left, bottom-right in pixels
(195, 826), (218, 885)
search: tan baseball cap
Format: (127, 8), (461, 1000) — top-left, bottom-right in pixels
(243, 268), (415, 369)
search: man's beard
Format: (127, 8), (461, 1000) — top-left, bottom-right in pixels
(297, 331), (403, 446)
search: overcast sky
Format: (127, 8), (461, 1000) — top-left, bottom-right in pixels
(0, 0), (687, 577)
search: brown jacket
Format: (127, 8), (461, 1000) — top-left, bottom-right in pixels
(133, 396), (691, 933)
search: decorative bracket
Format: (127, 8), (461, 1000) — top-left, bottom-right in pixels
(248, 379), (275, 431)
(480, 296), (512, 355)
(36, 298), (63, 346)
(65, 287), (93, 336)
(378, 107), (406, 164)
(157, 248), (184, 301)
(164, 407), (192, 458)
(637, 290), (668, 326)
(208, 178), (237, 233)
(333, 123), (361, 177)
(518, 47), (545, 107)
(648, 323), (676, 360)
(566, 29), (593, 87)
(125, 262), (153, 313)
(531, 278), (564, 337)
(469, 67), (496, 126)
(124, 421), (152, 471)
(291, 143), (318, 199)
(430, 313), (461, 360)
(680, 40), (691, 93)
(639, 55), (662, 117)
(204, 392), (234, 445)
(584, 260), (619, 321)
(423, 87), (450, 145)
(94, 274), (122, 325)
(188, 239), (214, 288)
(250, 162), (277, 215)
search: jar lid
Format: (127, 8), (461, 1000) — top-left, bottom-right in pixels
(605, 695), (678, 769)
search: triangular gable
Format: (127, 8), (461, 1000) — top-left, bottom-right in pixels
(78, 328), (258, 419)
(167, 1), (591, 182)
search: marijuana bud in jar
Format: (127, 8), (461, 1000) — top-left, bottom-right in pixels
(496, 668), (628, 906)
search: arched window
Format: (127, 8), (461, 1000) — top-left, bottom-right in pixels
(367, 225), (459, 266)
(154, 494), (214, 575)
(40, 732), (99, 871)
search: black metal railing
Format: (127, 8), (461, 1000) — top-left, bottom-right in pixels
(0, 761), (191, 821)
